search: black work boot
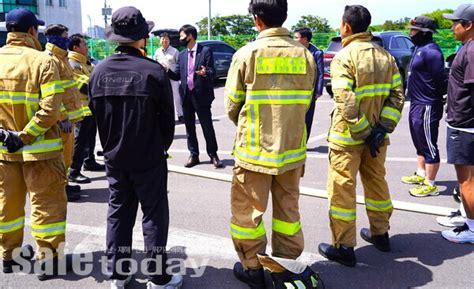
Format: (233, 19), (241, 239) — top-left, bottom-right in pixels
(271, 266), (322, 289)
(318, 243), (356, 267)
(2, 244), (34, 273)
(35, 254), (73, 281)
(233, 262), (266, 289)
(360, 228), (391, 252)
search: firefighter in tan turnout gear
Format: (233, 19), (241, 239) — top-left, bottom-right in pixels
(225, 1), (321, 288)
(0, 8), (69, 280)
(318, 5), (405, 267)
(44, 24), (84, 202)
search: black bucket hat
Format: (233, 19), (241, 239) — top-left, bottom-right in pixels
(105, 6), (154, 43)
(408, 16), (438, 33)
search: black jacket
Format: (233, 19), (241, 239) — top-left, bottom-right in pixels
(168, 43), (215, 107)
(89, 46), (175, 171)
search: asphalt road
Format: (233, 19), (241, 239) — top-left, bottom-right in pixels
(1, 82), (472, 289)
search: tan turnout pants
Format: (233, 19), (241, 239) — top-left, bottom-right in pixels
(0, 158), (67, 260)
(327, 145), (393, 247)
(231, 165), (304, 269)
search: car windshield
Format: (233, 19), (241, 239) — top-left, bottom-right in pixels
(327, 40), (342, 52)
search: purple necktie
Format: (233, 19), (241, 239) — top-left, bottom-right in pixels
(187, 50), (194, 91)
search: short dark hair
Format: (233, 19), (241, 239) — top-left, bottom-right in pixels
(294, 27), (312, 42)
(342, 5), (371, 34)
(44, 24), (68, 36)
(248, 0), (287, 28)
(6, 23), (33, 33)
(159, 32), (169, 38)
(68, 33), (85, 51)
(179, 24), (197, 40)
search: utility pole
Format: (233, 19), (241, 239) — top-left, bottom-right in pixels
(102, 0), (112, 27)
(208, 0), (211, 40)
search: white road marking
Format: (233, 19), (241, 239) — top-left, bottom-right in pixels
(168, 165), (455, 217)
(167, 149), (447, 163)
(306, 133), (328, 144)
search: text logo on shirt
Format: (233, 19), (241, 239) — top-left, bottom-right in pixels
(98, 71), (144, 88)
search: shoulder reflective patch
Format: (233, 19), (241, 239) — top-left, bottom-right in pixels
(256, 57), (306, 74)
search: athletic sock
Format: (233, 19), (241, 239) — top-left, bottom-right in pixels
(416, 169), (426, 178)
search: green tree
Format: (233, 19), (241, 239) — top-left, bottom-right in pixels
(381, 17), (410, 31)
(291, 15), (331, 33)
(423, 9), (455, 29)
(196, 15), (256, 36)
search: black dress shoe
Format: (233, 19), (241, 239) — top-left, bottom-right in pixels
(36, 255), (73, 281)
(210, 155), (224, 168)
(184, 155), (200, 168)
(2, 244), (34, 273)
(68, 172), (91, 184)
(318, 243), (356, 267)
(96, 150), (104, 157)
(83, 162), (105, 172)
(66, 184), (81, 193)
(360, 228), (391, 252)
(66, 192), (81, 202)
(177, 116), (184, 123)
(233, 262), (266, 289)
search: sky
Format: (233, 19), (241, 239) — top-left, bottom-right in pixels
(81, 0), (467, 33)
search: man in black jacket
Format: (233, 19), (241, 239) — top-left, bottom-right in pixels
(88, 6), (182, 289)
(168, 24), (223, 168)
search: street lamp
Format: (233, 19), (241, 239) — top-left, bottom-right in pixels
(208, 0), (211, 40)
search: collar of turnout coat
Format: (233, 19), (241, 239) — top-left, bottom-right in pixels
(6, 32), (42, 51)
(341, 32), (373, 48)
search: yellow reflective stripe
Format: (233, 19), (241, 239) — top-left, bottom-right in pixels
(331, 78), (354, 90)
(355, 83), (391, 101)
(60, 104), (66, 113)
(31, 221), (66, 237)
(24, 120), (48, 137)
(74, 75), (89, 89)
(0, 91), (40, 105)
(246, 104), (252, 149)
(256, 57), (306, 74)
(0, 138), (63, 154)
(381, 106), (401, 123)
(230, 221), (266, 240)
(348, 114), (369, 134)
(68, 108), (83, 120)
(0, 216), (25, 233)
(246, 90), (312, 105)
(234, 146), (307, 168)
(330, 206), (356, 221)
(365, 198), (393, 212)
(225, 89), (245, 103)
(328, 130), (365, 145)
(40, 81), (64, 97)
(81, 106), (92, 116)
(272, 218), (302, 236)
(62, 79), (76, 89)
(392, 73), (402, 88)
(248, 104), (260, 149)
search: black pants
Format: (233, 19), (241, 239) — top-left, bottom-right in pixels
(182, 90), (218, 157)
(105, 162), (171, 284)
(71, 115), (97, 172)
(305, 98), (316, 141)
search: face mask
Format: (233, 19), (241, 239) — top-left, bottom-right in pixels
(180, 35), (190, 46)
(410, 32), (431, 46)
(47, 35), (70, 51)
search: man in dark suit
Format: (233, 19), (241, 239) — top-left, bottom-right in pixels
(168, 24), (223, 168)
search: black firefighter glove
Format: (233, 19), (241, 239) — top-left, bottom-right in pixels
(0, 129), (24, 153)
(365, 126), (386, 158)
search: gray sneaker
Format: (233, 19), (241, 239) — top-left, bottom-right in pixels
(436, 210), (466, 227)
(146, 275), (183, 289)
(110, 274), (132, 289)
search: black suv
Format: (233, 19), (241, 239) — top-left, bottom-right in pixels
(323, 32), (414, 96)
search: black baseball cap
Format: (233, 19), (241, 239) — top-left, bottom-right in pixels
(443, 4), (474, 22)
(6, 8), (45, 32)
(105, 6), (154, 43)
(408, 16), (438, 33)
